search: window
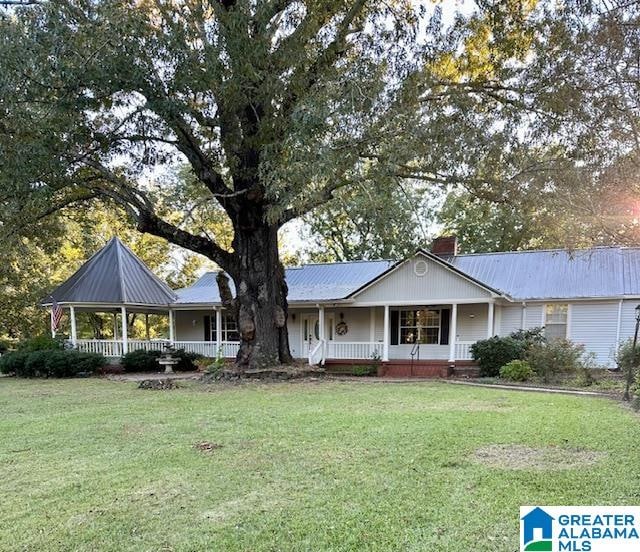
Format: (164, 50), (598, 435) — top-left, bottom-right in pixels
(399, 309), (441, 344)
(210, 314), (240, 342)
(545, 304), (568, 340)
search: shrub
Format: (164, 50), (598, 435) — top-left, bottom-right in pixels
(43, 350), (106, 377)
(18, 335), (64, 352)
(122, 349), (162, 372)
(174, 349), (200, 372)
(0, 341), (8, 355)
(470, 336), (526, 377)
(24, 350), (50, 377)
(0, 349), (105, 377)
(352, 365), (376, 376)
(616, 338), (640, 377)
(526, 339), (593, 383)
(499, 360), (534, 382)
(0, 351), (29, 375)
(510, 327), (547, 348)
(122, 348), (200, 372)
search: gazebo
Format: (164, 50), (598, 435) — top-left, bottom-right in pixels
(41, 237), (177, 357)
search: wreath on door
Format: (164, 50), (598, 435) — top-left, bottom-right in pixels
(335, 321), (348, 335)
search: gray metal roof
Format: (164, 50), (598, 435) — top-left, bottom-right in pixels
(450, 247), (637, 300)
(174, 260), (394, 304)
(44, 237), (177, 306)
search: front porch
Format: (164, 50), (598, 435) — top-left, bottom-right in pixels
(293, 302), (493, 366)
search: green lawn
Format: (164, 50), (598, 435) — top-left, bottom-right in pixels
(1, 379), (639, 551)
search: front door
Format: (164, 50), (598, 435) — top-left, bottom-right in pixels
(302, 315), (320, 357)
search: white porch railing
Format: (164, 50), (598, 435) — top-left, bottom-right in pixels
(69, 339), (240, 358)
(326, 341), (382, 360)
(75, 339), (124, 357)
(173, 340), (240, 358)
(454, 341), (475, 361)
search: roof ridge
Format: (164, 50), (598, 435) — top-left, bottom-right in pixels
(117, 239), (177, 300)
(114, 238), (127, 303)
(454, 246), (624, 257)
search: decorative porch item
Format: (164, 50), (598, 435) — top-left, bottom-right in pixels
(336, 313), (348, 336)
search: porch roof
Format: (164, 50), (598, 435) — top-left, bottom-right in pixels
(42, 237), (177, 307)
(173, 260), (394, 305)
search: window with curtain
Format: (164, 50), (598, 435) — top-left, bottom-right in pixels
(544, 304), (568, 340)
(399, 309), (441, 344)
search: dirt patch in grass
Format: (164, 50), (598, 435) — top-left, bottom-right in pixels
(474, 444), (607, 470)
(193, 441), (223, 453)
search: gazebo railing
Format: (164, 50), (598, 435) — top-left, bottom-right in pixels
(69, 339), (240, 358)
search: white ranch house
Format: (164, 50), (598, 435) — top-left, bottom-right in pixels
(43, 236), (640, 376)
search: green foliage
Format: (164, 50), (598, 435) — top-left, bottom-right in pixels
(17, 335), (64, 352)
(499, 360), (534, 382)
(302, 181), (436, 262)
(526, 339), (594, 383)
(121, 348), (200, 372)
(510, 327), (547, 347)
(471, 336), (526, 377)
(174, 350), (200, 372)
(0, 349), (104, 377)
(203, 348), (227, 375)
(0, 351), (29, 375)
(352, 365), (376, 377)
(616, 339), (640, 376)
(122, 350), (162, 373)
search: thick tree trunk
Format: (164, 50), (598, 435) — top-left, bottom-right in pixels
(220, 217), (293, 372)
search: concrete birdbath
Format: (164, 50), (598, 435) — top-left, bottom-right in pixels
(158, 345), (180, 374)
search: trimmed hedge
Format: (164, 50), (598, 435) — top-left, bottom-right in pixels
(0, 349), (105, 378)
(122, 349), (200, 372)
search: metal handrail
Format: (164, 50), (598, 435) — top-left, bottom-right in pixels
(410, 342), (420, 376)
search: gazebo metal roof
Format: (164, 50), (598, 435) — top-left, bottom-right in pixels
(42, 237), (177, 306)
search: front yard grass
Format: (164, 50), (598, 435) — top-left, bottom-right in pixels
(1, 378), (639, 551)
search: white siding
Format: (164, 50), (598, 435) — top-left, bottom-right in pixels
(457, 304), (489, 342)
(620, 300), (639, 343)
(525, 304), (544, 329)
(353, 254), (492, 304)
(500, 305), (523, 335)
(569, 301), (620, 366)
(175, 310), (209, 341)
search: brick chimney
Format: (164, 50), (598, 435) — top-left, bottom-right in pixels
(431, 235), (458, 257)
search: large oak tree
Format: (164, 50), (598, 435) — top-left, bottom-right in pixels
(0, 0), (603, 370)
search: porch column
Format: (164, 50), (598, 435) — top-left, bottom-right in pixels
(369, 307), (375, 343)
(448, 303), (457, 363)
(113, 313), (118, 340)
(168, 309), (175, 344)
(521, 302), (527, 330)
(382, 304), (390, 362)
(121, 306), (128, 355)
(145, 314), (150, 341)
(69, 305), (78, 347)
(318, 305), (326, 363)
(487, 302), (495, 338)
(215, 308), (223, 346)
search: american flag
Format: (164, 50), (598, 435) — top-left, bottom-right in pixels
(51, 297), (63, 331)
